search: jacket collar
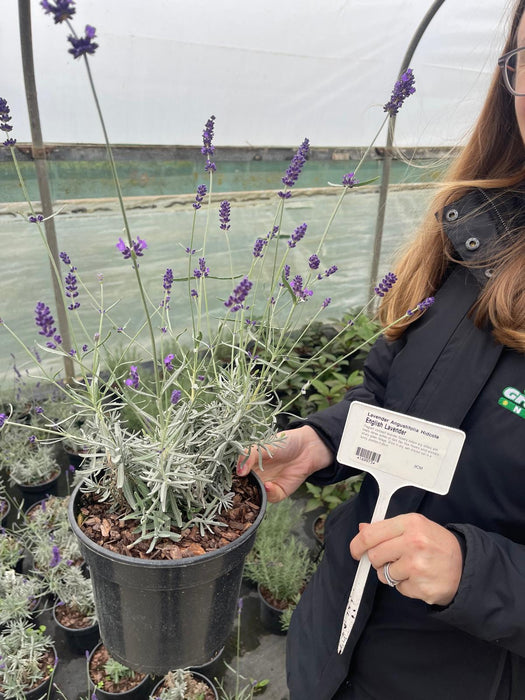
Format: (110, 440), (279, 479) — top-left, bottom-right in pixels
(438, 187), (520, 287)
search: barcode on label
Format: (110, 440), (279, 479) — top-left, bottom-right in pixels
(355, 446), (381, 464)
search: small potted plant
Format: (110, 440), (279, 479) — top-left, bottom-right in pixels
(304, 474), (363, 543)
(88, 642), (154, 700)
(0, 620), (57, 700)
(150, 669), (218, 700)
(0, 567), (43, 633)
(2, 427), (60, 505)
(244, 501), (314, 634)
(44, 559), (99, 655)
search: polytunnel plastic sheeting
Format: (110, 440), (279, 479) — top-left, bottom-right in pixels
(3, 0), (512, 148)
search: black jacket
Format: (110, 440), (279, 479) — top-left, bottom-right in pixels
(286, 190), (525, 700)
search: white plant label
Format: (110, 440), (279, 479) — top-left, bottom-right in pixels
(336, 401), (466, 654)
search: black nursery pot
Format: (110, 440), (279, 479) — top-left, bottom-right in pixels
(52, 602), (100, 655)
(257, 584), (287, 636)
(88, 643), (155, 700)
(14, 472), (60, 509)
(68, 473), (267, 675)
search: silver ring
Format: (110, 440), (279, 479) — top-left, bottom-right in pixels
(383, 562), (402, 588)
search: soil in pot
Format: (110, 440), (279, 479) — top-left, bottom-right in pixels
(312, 513), (327, 544)
(152, 671), (217, 700)
(53, 602), (100, 655)
(88, 643), (153, 699)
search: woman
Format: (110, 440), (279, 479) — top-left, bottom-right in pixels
(237, 1), (525, 698)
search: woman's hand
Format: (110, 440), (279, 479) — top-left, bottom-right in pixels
(350, 513), (463, 606)
(236, 425), (333, 503)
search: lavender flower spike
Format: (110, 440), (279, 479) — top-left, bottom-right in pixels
(374, 272), (397, 297)
(342, 172), (358, 188)
(49, 545), (61, 568)
(0, 98), (16, 147)
(219, 200), (231, 230)
(278, 138), (310, 198)
(41, 0), (76, 24)
(201, 115), (216, 172)
(35, 302), (56, 338)
(125, 365), (140, 389)
(225, 277), (253, 312)
(406, 296), (435, 316)
(68, 25), (99, 59)
(383, 68), (416, 117)
(287, 222), (307, 249)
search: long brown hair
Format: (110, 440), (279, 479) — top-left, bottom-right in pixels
(379, 0), (525, 352)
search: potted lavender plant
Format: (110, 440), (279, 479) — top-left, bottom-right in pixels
(0, 0), (425, 677)
(0, 620), (57, 700)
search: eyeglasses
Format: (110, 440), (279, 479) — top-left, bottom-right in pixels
(498, 46), (525, 96)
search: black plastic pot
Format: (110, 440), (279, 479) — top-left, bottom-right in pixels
(68, 473), (267, 674)
(88, 642), (154, 700)
(52, 602), (100, 655)
(151, 671), (218, 700)
(0, 499), (10, 526)
(13, 471), (60, 509)
(257, 584), (287, 636)
(189, 645), (224, 683)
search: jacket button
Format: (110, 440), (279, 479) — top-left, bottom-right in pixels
(465, 237), (480, 250)
(446, 208), (459, 222)
(485, 268), (495, 278)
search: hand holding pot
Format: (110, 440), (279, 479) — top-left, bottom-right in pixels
(236, 425), (332, 502)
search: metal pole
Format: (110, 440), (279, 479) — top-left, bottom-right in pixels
(368, 0), (447, 298)
(18, 0), (74, 381)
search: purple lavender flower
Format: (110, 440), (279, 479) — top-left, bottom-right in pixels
(41, 0), (76, 23)
(68, 464), (75, 473)
(219, 200), (231, 230)
(291, 275), (313, 301)
(308, 254), (320, 270)
(49, 545), (61, 568)
(407, 296), (435, 316)
(225, 277), (253, 311)
(317, 265), (338, 280)
(59, 252), (71, 265)
(191, 288), (198, 298)
(0, 414), (6, 428)
(35, 406), (44, 414)
(374, 272), (397, 298)
(383, 68), (416, 117)
(201, 115), (216, 171)
(164, 353), (175, 372)
(68, 25), (99, 59)
(287, 222), (307, 249)
(253, 238), (267, 258)
(278, 138), (310, 197)
(162, 268), (174, 307)
(342, 172), (358, 187)
(186, 247), (196, 254)
(193, 184), (207, 210)
(125, 365), (139, 389)
(29, 435), (37, 444)
(116, 236), (147, 259)
(0, 98), (16, 147)
(193, 257), (209, 278)
(170, 389), (182, 405)
(35, 302), (56, 338)
(82, 344), (88, 352)
(29, 215), (44, 223)
(201, 115), (216, 157)
(284, 265), (290, 281)
(322, 297), (332, 308)
(65, 269), (80, 310)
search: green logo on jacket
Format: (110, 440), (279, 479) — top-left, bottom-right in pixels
(498, 386), (525, 420)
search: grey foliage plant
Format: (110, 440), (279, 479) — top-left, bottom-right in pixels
(0, 620), (56, 700)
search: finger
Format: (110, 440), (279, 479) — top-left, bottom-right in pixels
(236, 447), (258, 476)
(264, 481), (288, 503)
(350, 516), (406, 559)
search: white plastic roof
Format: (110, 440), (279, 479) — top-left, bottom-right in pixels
(4, 0), (514, 148)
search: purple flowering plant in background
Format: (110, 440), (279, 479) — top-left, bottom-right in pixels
(0, 10), (431, 549)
